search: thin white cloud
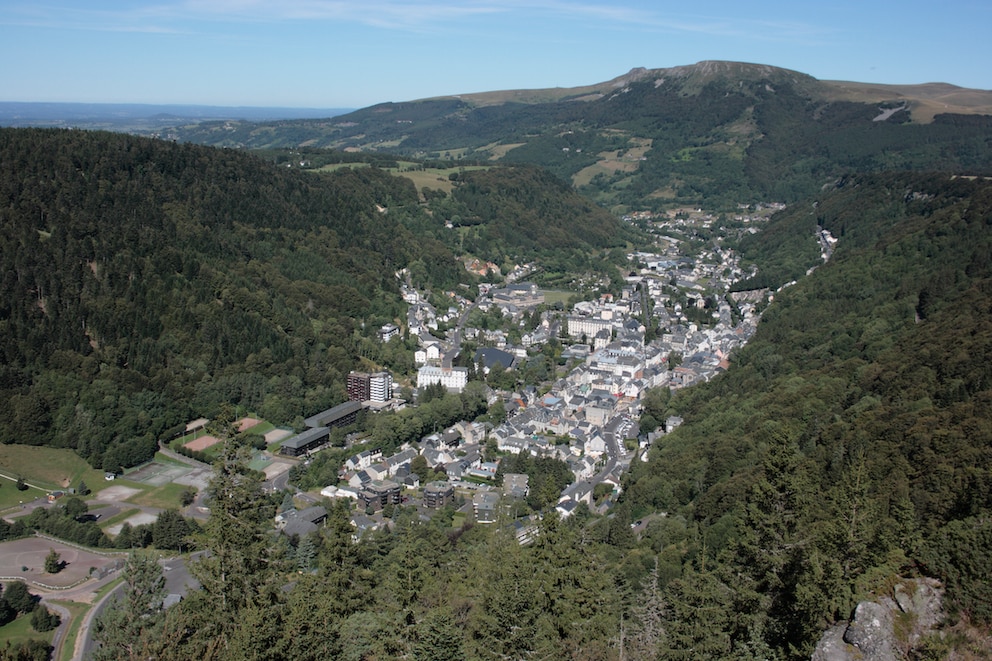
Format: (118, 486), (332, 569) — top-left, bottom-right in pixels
(177, 0), (502, 28)
(0, 3), (190, 34)
(0, 0), (829, 43)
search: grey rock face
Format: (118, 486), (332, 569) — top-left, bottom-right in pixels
(842, 601), (896, 659)
(810, 578), (943, 661)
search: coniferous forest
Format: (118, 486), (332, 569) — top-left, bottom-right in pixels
(1, 78), (992, 659)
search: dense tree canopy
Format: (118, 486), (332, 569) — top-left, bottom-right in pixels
(623, 172), (992, 656)
(0, 128), (460, 467)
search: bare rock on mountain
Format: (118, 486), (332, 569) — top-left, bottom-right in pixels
(811, 578), (943, 661)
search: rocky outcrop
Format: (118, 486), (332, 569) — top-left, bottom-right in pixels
(811, 578), (943, 661)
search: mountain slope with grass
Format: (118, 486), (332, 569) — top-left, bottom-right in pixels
(155, 61), (992, 209)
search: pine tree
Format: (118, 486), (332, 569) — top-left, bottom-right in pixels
(91, 552), (166, 661)
(729, 425), (818, 653)
(412, 608), (464, 661)
(175, 443), (285, 656)
(43, 549), (62, 574)
(151, 510), (190, 551)
(295, 534), (318, 573)
(625, 559), (667, 660)
(657, 566), (734, 660)
(114, 522), (134, 549)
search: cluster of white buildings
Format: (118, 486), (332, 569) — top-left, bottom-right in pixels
(329, 212), (775, 529)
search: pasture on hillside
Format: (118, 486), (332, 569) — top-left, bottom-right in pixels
(314, 161), (492, 198)
(0, 445), (106, 497)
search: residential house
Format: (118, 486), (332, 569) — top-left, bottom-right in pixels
(502, 473), (529, 499)
(473, 491), (501, 523)
(350, 513), (383, 542)
(358, 480), (402, 511)
(348, 470), (372, 489)
(556, 499), (580, 519)
(465, 461), (498, 480)
(380, 324), (399, 342)
(385, 448), (418, 477)
(275, 506), (327, 537)
(423, 481), (455, 509)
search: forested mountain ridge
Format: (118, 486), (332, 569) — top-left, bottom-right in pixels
(0, 128), (623, 470)
(624, 171), (992, 656)
(153, 61), (992, 209)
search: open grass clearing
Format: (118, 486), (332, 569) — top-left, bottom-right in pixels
(0, 445), (105, 495)
(480, 142), (525, 159)
(540, 289), (577, 306)
(0, 610), (54, 649)
(126, 482), (188, 510)
(246, 420), (275, 437)
(314, 160), (492, 197)
(391, 164), (492, 197)
(0, 479), (48, 510)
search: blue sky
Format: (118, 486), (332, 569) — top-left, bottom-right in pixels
(1, 0), (990, 109)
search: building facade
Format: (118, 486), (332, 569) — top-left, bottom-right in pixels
(417, 365), (468, 392)
(347, 371), (393, 402)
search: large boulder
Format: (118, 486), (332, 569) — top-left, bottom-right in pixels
(811, 578), (943, 661)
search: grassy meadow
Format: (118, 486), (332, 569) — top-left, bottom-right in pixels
(0, 445), (107, 505)
(316, 161), (492, 196)
(0, 610), (55, 650)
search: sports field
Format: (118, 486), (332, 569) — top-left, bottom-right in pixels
(184, 434), (222, 452)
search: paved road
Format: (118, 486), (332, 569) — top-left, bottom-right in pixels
(442, 297), (480, 369)
(559, 413), (631, 505)
(268, 467), (292, 493)
(35, 567), (123, 661)
(44, 601), (72, 659)
(77, 579), (124, 661)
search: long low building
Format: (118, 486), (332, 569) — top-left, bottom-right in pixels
(279, 427), (330, 457)
(304, 400), (363, 429)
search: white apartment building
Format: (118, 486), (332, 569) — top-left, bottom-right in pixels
(417, 365), (468, 392)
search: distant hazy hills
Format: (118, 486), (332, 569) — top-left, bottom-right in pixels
(0, 101), (354, 130)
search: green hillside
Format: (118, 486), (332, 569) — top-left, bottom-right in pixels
(153, 62), (992, 209)
(626, 172), (992, 655)
(0, 128), (627, 471)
